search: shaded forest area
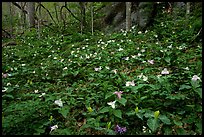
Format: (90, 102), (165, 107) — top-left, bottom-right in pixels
(2, 2), (202, 135)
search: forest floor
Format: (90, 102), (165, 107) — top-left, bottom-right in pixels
(2, 20), (202, 135)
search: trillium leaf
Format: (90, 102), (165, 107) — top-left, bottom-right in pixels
(159, 115), (171, 125)
(147, 118), (159, 132)
(117, 98), (127, 106)
(173, 120), (183, 126)
(59, 106), (70, 118)
(196, 88), (202, 99)
(164, 57), (171, 63)
(179, 84), (191, 90)
(105, 92), (114, 99)
(136, 113), (143, 120)
(99, 107), (110, 113)
(113, 109), (122, 119)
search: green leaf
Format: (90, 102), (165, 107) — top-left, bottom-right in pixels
(164, 56), (171, 63)
(99, 107), (110, 113)
(113, 109), (122, 119)
(140, 96), (148, 101)
(195, 88), (202, 99)
(136, 113), (143, 120)
(179, 84), (191, 90)
(144, 111), (154, 118)
(147, 118), (159, 132)
(73, 71), (79, 77)
(132, 84), (148, 90)
(195, 121), (202, 134)
(173, 120), (183, 126)
(58, 106), (70, 118)
(159, 115), (171, 125)
(176, 128), (187, 135)
(164, 127), (172, 135)
(126, 111), (135, 116)
(117, 98), (127, 106)
(2, 94), (14, 99)
(105, 92), (114, 99)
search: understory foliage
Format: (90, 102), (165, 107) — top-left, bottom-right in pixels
(2, 8), (202, 135)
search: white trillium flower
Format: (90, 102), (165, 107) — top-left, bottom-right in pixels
(138, 31), (142, 34)
(138, 73), (144, 79)
(54, 99), (63, 107)
(2, 87), (8, 92)
(107, 101), (116, 109)
(124, 57), (129, 61)
(94, 66), (102, 71)
(112, 69), (117, 74)
(50, 125), (58, 133)
(63, 67), (68, 70)
(143, 76), (148, 81)
(131, 55), (136, 58)
(39, 93), (46, 97)
(192, 75), (201, 81)
(126, 81), (135, 86)
(137, 53), (142, 57)
(184, 67), (189, 70)
(141, 49), (145, 53)
(161, 68), (169, 75)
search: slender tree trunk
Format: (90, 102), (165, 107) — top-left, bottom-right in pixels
(54, 2), (59, 25)
(79, 2), (86, 34)
(91, 2), (94, 35)
(186, 2), (190, 15)
(8, 2), (13, 35)
(27, 2), (35, 28)
(126, 2), (131, 31)
(21, 2), (26, 32)
(37, 2), (41, 38)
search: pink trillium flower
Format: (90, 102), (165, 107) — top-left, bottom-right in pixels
(2, 73), (8, 78)
(114, 91), (123, 99)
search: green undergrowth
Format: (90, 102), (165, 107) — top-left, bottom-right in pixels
(2, 12), (202, 135)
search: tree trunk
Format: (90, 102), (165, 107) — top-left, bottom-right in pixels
(8, 2), (13, 35)
(126, 2), (131, 31)
(20, 2), (27, 31)
(79, 2), (86, 34)
(54, 2), (60, 25)
(37, 2), (41, 38)
(91, 2), (94, 35)
(186, 2), (190, 15)
(27, 2), (35, 28)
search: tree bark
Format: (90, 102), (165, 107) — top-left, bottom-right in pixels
(186, 2), (190, 15)
(126, 2), (131, 31)
(79, 2), (86, 34)
(27, 2), (35, 28)
(91, 2), (94, 35)
(8, 2), (13, 35)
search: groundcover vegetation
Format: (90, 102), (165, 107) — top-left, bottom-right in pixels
(2, 12), (202, 135)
